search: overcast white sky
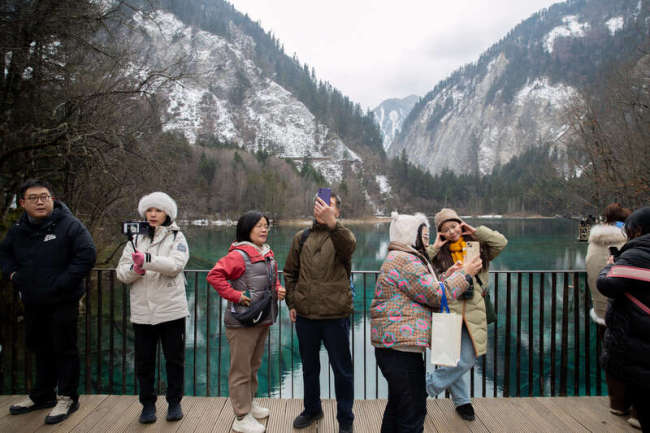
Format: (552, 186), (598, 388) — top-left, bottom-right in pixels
(229, 0), (562, 109)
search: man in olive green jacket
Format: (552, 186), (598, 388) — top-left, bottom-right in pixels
(284, 192), (356, 433)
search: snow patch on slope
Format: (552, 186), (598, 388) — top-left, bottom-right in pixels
(544, 16), (590, 53)
(605, 16), (624, 34)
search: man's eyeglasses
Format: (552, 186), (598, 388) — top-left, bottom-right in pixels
(25, 194), (51, 203)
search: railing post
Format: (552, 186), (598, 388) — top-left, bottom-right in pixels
(97, 270), (103, 394)
(560, 273), (569, 396)
(584, 273), (591, 396)
(109, 271), (115, 395)
(573, 272), (580, 396)
(539, 273), (545, 395)
(528, 272), (534, 397)
(551, 272), (557, 396)
(504, 272), (511, 397)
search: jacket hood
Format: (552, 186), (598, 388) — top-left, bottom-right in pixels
(229, 241), (272, 262)
(389, 211), (429, 247)
(588, 224), (627, 247)
(622, 233), (650, 253)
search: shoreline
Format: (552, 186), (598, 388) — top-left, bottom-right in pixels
(182, 213), (560, 227)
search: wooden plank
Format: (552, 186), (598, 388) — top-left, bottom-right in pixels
(191, 397), (227, 433)
(471, 399), (513, 433)
(209, 398), (237, 433)
(176, 397), (216, 433)
(508, 397), (588, 433)
(0, 394), (19, 415)
(150, 397), (199, 433)
(352, 400), (381, 433)
(426, 399), (488, 433)
(72, 395), (138, 433)
(285, 399), (316, 433)
(559, 397), (631, 433)
(34, 395), (110, 433)
(260, 398), (287, 433)
(318, 398), (336, 432)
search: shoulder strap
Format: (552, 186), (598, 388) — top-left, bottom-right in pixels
(298, 228), (311, 255)
(234, 249), (249, 271)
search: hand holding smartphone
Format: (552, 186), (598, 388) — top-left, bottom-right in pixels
(317, 187), (331, 206)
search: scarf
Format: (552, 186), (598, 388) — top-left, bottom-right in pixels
(449, 238), (466, 263)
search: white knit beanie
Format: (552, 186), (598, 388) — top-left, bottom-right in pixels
(389, 211), (429, 246)
(138, 192), (178, 221)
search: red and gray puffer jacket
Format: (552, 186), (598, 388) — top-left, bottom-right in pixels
(207, 242), (281, 328)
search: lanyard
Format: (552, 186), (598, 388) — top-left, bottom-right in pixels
(439, 282), (450, 313)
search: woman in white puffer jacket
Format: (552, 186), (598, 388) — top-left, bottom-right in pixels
(116, 192), (189, 425)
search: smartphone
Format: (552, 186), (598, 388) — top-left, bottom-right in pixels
(608, 246), (620, 257)
(317, 187), (331, 206)
(464, 241), (480, 262)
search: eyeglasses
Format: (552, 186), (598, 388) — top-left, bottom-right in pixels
(25, 194), (51, 203)
(254, 223), (270, 231)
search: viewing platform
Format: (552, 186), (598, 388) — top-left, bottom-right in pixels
(0, 395), (634, 433)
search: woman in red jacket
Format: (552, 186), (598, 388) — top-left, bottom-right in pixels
(207, 211), (285, 433)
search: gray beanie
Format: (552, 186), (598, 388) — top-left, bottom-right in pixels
(389, 211), (429, 246)
(138, 192), (178, 221)
(434, 208), (462, 231)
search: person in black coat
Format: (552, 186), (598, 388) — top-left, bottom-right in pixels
(597, 206), (650, 432)
(0, 179), (96, 425)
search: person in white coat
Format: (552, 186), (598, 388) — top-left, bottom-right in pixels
(116, 192), (189, 424)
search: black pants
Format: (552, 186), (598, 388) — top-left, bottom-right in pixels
(375, 348), (427, 433)
(295, 316), (354, 427)
(133, 317), (185, 405)
(628, 383), (650, 433)
(24, 301), (80, 403)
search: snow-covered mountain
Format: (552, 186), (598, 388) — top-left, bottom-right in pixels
(391, 0), (649, 176)
(372, 95), (419, 151)
(130, 9), (362, 184)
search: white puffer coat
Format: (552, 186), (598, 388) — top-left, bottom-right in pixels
(116, 222), (190, 325)
(586, 224), (627, 324)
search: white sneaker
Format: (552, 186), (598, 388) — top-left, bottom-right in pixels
(9, 396), (56, 415)
(45, 396), (79, 424)
(232, 413), (265, 433)
(628, 417), (641, 430)
(251, 402), (270, 419)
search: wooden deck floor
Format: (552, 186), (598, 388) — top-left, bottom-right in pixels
(0, 395), (636, 433)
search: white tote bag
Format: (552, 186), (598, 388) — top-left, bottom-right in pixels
(430, 282), (463, 366)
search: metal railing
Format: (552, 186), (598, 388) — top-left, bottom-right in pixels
(0, 269), (604, 399)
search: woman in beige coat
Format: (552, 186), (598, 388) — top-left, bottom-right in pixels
(586, 203), (638, 427)
(425, 208), (507, 421)
(116, 192), (189, 424)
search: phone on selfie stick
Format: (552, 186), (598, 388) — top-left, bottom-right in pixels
(317, 187), (331, 206)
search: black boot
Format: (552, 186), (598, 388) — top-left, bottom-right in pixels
(456, 403), (475, 421)
(139, 402), (156, 424)
(166, 402), (183, 421)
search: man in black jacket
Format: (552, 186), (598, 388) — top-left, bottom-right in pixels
(0, 179), (96, 425)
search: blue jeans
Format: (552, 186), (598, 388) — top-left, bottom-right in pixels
(295, 316), (354, 427)
(426, 325), (476, 407)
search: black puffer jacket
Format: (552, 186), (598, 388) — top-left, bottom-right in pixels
(0, 201), (96, 305)
(597, 233), (650, 386)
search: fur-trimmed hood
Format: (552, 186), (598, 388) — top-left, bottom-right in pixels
(588, 224), (627, 247)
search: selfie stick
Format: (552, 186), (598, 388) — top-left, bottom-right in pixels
(127, 231), (137, 252)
